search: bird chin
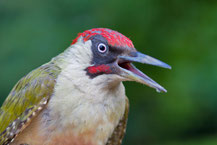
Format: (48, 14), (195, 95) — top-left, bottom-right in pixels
(117, 62), (167, 93)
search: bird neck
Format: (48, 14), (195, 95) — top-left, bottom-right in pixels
(43, 73), (126, 145)
(39, 43), (127, 145)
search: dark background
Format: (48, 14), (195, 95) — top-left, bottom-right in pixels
(1, 0), (217, 145)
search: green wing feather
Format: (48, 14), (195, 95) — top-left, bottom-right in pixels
(0, 62), (61, 145)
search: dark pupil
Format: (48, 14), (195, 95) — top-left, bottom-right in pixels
(99, 45), (106, 51)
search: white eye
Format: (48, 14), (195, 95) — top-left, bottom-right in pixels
(97, 43), (107, 53)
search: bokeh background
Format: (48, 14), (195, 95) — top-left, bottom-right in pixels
(1, 0), (217, 145)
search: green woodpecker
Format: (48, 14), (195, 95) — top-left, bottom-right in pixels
(0, 28), (171, 145)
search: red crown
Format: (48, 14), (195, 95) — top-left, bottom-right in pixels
(72, 28), (134, 48)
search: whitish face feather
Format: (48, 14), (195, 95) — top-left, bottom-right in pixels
(59, 36), (125, 91)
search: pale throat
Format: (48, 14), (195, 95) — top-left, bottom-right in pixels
(41, 43), (127, 144)
(44, 74), (126, 145)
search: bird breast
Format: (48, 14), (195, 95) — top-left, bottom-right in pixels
(40, 70), (126, 145)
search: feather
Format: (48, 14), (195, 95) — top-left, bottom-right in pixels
(0, 62), (61, 145)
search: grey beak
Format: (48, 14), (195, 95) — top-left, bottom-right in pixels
(119, 51), (171, 69)
(118, 51), (171, 93)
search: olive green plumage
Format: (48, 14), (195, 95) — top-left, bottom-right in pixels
(0, 61), (61, 145)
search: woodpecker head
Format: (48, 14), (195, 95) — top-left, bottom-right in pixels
(68, 28), (171, 93)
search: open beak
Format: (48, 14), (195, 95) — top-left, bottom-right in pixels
(117, 51), (171, 93)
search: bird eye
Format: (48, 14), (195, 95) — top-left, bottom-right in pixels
(97, 43), (107, 53)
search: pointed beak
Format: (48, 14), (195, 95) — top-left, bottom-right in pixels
(117, 51), (171, 93)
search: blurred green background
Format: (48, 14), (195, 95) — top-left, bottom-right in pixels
(1, 0), (217, 145)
